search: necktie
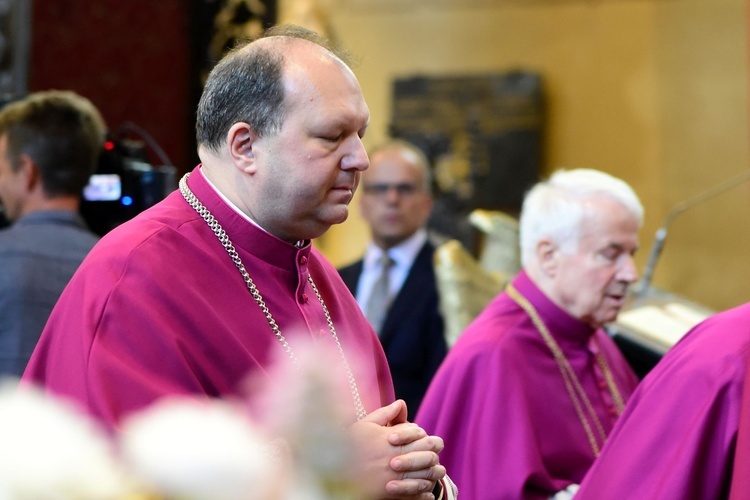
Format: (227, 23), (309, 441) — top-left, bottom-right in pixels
(365, 253), (394, 335)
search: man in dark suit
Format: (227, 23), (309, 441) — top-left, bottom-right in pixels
(339, 139), (447, 419)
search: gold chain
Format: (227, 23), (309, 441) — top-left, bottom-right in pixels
(506, 284), (624, 457)
(595, 341), (625, 414)
(179, 173), (367, 421)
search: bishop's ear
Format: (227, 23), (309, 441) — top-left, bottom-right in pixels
(536, 239), (560, 277)
(227, 122), (258, 173)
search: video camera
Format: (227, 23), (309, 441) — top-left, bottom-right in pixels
(80, 123), (176, 236)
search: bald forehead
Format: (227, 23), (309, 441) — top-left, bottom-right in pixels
(370, 146), (428, 177)
(254, 36), (355, 98)
(375, 146), (423, 166)
(250, 35), (349, 72)
(367, 147), (432, 190)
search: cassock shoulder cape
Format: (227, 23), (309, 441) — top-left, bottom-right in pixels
(23, 167), (394, 429)
(415, 271), (638, 499)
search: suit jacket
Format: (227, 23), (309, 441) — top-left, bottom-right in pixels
(0, 210), (99, 377)
(339, 241), (447, 419)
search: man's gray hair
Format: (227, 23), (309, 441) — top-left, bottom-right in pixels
(519, 168), (644, 267)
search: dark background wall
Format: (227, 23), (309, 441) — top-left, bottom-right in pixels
(30, 1), (196, 172)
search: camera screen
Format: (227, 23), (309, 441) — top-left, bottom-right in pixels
(83, 174), (122, 201)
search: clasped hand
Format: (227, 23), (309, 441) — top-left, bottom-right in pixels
(349, 399), (446, 500)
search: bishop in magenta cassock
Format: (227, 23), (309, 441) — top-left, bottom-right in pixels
(576, 301), (750, 499)
(416, 168), (643, 499)
(21, 24), (457, 500)
(22, 167), (394, 427)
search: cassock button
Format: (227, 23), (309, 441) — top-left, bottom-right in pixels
(319, 328), (327, 337)
(299, 256), (308, 265)
(300, 294), (309, 303)
(608, 407), (618, 417)
(598, 380), (607, 390)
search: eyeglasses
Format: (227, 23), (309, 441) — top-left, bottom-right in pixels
(362, 182), (422, 197)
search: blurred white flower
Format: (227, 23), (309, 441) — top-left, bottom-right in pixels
(0, 379), (131, 500)
(246, 336), (364, 499)
(119, 396), (281, 500)
(0, 339), (375, 500)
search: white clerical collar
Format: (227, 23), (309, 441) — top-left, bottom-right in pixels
(202, 168), (307, 248)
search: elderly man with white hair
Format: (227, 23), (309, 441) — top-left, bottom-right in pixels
(416, 168), (642, 499)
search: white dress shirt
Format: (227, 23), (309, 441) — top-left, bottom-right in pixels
(354, 229), (428, 313)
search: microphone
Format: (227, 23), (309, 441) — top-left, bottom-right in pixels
(637, 170), (750, 297)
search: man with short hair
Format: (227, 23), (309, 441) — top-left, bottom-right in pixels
(24, 25), (454, 500)
(0, 90), (103, 377)
(416, 168), (642, 499)
(339, 139), (447, 420)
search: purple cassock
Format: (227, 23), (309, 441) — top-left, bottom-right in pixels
(22, 166), (394, 430)
(576, 302), (750, 499)
(730, 341), (750, 499)
(415, 271), (638, 499)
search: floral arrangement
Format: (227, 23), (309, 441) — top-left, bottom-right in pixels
(0, 340), (366, 500)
